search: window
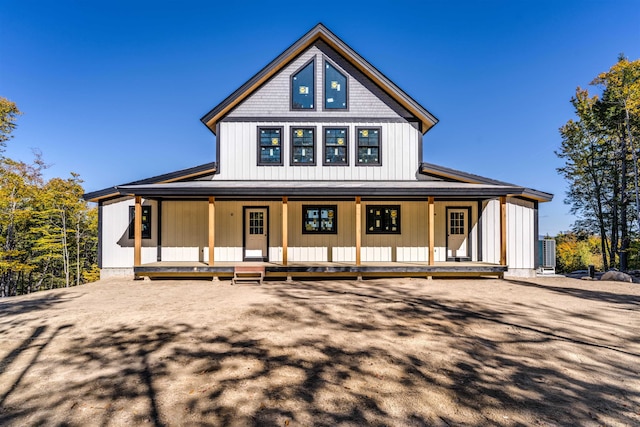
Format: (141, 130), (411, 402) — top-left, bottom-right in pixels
(356, 128), (381, 165)
(291, 127), (315, 165)
(323, 127), (348, 165)
(303, 205), (337, 234)
(128, 206), (152, 239)
(450, 211), (465, 235)
(291, 60), (315, 110)
(258, 127), (283, 165)
(366, 205), (400, 234)
(324, 61), (347, 109)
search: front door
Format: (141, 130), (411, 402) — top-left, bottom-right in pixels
(447, 207), (470, 260)
(244, 207), (268, 260)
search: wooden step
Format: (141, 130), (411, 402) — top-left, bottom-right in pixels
(232, 265), (265, 285)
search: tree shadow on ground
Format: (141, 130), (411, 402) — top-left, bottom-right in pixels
(504, 278), (640, 308)
(0, 279), (638, 426)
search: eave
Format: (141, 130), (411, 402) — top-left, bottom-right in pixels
(420, 162), (553, 202)
(114, 180), (531, 199)
(83, 162), (218, 203)
(200, 23), (438, 135)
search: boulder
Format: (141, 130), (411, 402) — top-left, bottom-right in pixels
(600, 271), (633, 283)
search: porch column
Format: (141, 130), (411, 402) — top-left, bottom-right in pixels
(208, 197), (215, 265)
(355, 196), (361, 266)
(134, 196), (142, 267)
(428, 196), (435, 266)
(500, 196), (507, 265)
(282, 196), (288, 266)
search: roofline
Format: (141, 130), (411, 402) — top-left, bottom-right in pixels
(83, 162), (218, 202)
(114, 181), (526, 199)
(420, 162), (553, 202)
(200, 23), (438, 135)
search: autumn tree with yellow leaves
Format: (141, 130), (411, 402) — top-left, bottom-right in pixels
(557, 56), (640, 271)
(0, 97), (98, 297)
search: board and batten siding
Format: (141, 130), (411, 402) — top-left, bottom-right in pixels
(481, 197), (536, 276)
(100, 197), (157, 276)
(217, 121), (420, 181)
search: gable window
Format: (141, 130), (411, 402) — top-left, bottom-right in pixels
(291, 60), (315, 110)
(128, 205), (152, 239)
(324, 61), (347, 109)
(258, 127), (283, 165)
(356, 128), (381, 165)
(323, 127), (348, 165)
(366, 205), (400, 234)
(303, 205), (337, 234)
(291, 127), (315, 165)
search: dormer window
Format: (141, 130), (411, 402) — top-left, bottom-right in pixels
(291, 60), (315, 110)
(324, 61), (347, 109)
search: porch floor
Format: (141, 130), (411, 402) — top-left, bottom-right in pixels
(134, 261), (507, 279)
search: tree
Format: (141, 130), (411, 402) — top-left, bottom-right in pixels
(0, 97), (21, 153)
(0, 97), (99, 297)
(557, 57), (640, 271)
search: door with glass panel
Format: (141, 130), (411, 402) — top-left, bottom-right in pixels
(446, 207), (470, 260)
(244, 208), (268, 260)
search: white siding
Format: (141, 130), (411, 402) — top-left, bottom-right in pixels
(101, 197), (157, 268)
(481, 199), (501, 264)
(480, 197), (536, 274)
(217, 121), (420, 181)
(507, 197), (535, 270)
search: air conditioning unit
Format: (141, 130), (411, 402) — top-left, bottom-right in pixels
(537, 239), (556, 275)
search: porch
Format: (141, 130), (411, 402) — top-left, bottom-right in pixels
(134, 261), (507, 280)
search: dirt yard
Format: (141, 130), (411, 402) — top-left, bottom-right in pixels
(0, 276), (639, 426)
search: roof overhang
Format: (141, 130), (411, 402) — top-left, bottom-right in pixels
(114, 180), (532, 199)
(200, 23), (438, 135)
(420, 162), (553, 202)
(83, 162), (218, 203)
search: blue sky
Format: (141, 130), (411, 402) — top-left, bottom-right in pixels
(1, 0), (639, 236)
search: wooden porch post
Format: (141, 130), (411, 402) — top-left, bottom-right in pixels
(208, 197), (215, 265)
(500, 196), (507, 266)
(134, 196), (142, 267)
(428, 196), (435, 266)
(355, 196), (361, 266)
(282, 196), (288, 266)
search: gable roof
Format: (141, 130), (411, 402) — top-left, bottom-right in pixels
(83, 162), (217, 202)
(200, 23), (438, 135)
(420, 162), (553, 202)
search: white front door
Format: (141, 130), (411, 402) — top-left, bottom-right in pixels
(447, 208), (469, 259)
(244, 208), (268, 260)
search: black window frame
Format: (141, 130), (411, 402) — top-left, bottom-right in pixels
(128, 205), (152, 239)
(257, 127), (284, 166)
(323, 59), (348, 110)
(290, 127), (316, 166)
(291, 59), (316, 111)
(302, 205), (338, 234)
(323, 127), (349, 166)
(356, 127), (382, 166)
(366, 205), (400, 234)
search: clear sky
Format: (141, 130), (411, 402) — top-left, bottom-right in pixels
(1, 0), (639, 236)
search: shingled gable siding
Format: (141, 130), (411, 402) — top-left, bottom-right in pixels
(227, 45), (405, 118)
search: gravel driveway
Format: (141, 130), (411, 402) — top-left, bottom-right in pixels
(0, 276), (639, 426)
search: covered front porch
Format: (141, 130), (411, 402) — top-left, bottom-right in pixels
(134, 260), (507, 280)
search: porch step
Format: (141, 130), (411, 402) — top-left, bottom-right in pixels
(232, 265), (265, 285)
